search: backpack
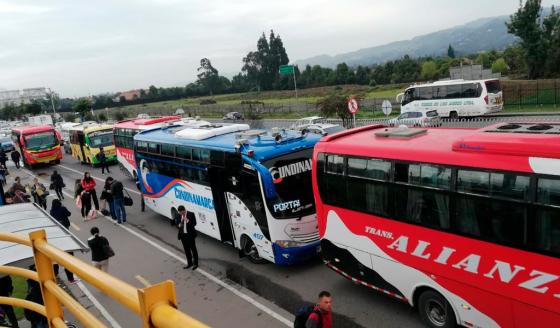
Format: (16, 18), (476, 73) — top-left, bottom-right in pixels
(294, 304), (321, 328)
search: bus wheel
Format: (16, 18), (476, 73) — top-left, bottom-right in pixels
(242, 236), (266, 264)
(418, 290), (456, 328)
(449, 111), (458, 119)
(54, 160), (60, 164)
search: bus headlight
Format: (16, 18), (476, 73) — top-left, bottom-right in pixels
(275, 240), (305, 248)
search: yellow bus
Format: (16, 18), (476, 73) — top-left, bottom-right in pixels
(69, 123), (117, 165)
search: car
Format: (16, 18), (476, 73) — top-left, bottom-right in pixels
(290, 116), (325, 130)
(0, 136), (14, 152)
(304, 123), (345, 136)
(388, 109), (441, 127)
(223, 112), (244, 120)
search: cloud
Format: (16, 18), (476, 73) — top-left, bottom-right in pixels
(0, 1), (50, 14)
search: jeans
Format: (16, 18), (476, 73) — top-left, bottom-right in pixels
(113, 198), (126, 223)
(108, 200), (116, 220)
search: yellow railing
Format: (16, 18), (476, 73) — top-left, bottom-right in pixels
(0, 230), (209, 328)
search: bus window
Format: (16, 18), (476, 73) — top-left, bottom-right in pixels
(326, 155), (344, 175)
(418, 87), (433, 100)
(176, 146), (192, 160)
(397, 188), (450, 230)
(485, 80), (502, 94)
(347, 157), (390, 181)
(457, 170), (490, 195)
(537, 178), (560, 206)
(461, 83), (480, 98)
(402, 88), (415, 105)
(433, 86), (447, 99)
(490, 173), (530, 200)
(446, 84), (462, 99)
(161, 144), (175, 157)
(535, 207), (560, 256)
(420, 165), (451, 189)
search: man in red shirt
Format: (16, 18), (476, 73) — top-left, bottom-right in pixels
(306, 291), (332, 328)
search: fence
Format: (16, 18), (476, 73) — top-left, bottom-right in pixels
(502, 79), (560, 109)
(0, 229), (208, 328)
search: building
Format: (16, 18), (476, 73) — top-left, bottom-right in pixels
(0, 87), (49, 108)
(448, 64), (501, 80)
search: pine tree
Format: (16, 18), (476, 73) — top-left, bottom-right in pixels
(447, 44), (455, 58)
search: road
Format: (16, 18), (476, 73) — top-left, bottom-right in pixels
(13, 156), (424, 328)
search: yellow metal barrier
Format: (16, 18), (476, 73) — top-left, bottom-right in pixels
(0, 230), (209, 328)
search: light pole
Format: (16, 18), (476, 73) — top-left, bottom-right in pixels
(47, 88), (57, 117)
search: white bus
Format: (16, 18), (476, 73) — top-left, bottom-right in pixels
(397, 79), (503, 118)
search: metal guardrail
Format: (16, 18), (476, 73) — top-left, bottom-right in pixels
(0, 230), (209, 328)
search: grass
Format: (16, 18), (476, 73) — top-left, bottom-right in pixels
(11, 275), (27, 319)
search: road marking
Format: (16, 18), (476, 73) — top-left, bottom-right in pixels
(76, 281), (123, 328)
(57, 164), (141, 195)
(134, 275), (151, 287)
(70, 222), (81, 231)
(22, 169), (293, 327)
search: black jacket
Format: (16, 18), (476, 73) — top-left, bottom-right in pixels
(88, 235), (110, 262)
(50, 205), (71, 229)
(97, 152), (106, 163)
(177, 211), (197, 240)
(110, 181), (124, 200)
(10, 151), (20, 161)
(51, 173), (64, 188)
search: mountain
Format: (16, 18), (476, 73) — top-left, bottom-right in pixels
(294, 15), (518, 68)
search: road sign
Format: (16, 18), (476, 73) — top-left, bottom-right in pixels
(347, 98), (359, 114)
(382, 100), (392, 116)
(279, 65), (294, 74)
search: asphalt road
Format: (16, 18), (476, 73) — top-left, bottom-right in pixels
(14, 156), (424, 328)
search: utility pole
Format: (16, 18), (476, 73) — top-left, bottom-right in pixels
(48, 88), (57, 117)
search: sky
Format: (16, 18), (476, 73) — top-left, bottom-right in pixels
(0, 0), (558, 97)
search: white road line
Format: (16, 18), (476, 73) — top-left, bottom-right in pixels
(57, 164), (141, 195)
(134, 275), (151, 287)
(70, 222), (81, 231)
(23, 168), (293, 327)
(76, 281), (123, 328)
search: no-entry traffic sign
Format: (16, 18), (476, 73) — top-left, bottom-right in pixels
(348, 98), (359, 114)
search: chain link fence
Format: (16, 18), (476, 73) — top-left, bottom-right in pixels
(502, 79), (560, 110)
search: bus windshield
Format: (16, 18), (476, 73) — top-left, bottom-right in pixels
(262, 149), (315, 220)
(24, 132), (57, 150)
(88, 131), (113, 148)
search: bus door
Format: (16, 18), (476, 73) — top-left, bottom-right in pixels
(78, 132), (87, 162)
(209, 165), (234, 245)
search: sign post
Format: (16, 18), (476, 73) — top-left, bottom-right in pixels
(279, 65), (297, 99)
(382, 100), (393, 118)
(347, 98), (359, 128)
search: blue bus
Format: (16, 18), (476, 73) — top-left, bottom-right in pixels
(134, 123), (322, 265)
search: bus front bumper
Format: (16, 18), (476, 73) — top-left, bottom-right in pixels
(272, 240), (321, 265)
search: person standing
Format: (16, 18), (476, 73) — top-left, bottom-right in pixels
(110, 178), (126, 224)
(101, 177), (116, 220)
(97, 147), (110, 174)
(0, 275), (19, 328)
(75, 179), (92, 220)
(50, 170), (65, 200)
(10, 151), (20, 169)
(305, 291), (333, 328)
(177, 205), (198, 270)
(0, 164), (7, 186)
(30, 178), (47, 210)
(87, 227), (111, 272)
(24, 277), (47, 328)
(49, 199), (77, 283)
(81, 172), (99, 210)
(0, 150), (7, 168)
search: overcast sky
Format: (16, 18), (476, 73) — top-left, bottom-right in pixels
(0, 0), (558, 97)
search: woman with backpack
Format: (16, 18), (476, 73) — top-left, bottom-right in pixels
(81, 172), (99, 210)
(87, 227), (113, 272)
(50, 170), (65, 200)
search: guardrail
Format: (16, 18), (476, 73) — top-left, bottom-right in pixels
(0, 230), (209, 328)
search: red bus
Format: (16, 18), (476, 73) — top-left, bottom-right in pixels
(113, 116), (181, 179)
(11, 125), (62, 167)
(313, 123), (560, 328)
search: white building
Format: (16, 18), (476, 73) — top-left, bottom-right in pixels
(0, 87), (49, 108)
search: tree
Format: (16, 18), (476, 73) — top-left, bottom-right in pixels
(491, 58), (508, 74)
(506, 0), (548, 78)
(355, 66), (369, 85)
(317, 92), (353, 128)
(475, 52), (491, 68)
(73, 98), (90, 118)
(197, 58), (220, 95)
(24, 102), (42, 115)
(447, 44), (455, 58)
(421, 61), (438, 80)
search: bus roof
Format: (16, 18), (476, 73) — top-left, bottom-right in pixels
(406, 78), (499, 89)
(69, 123), (113, 134)
(11, 125), (56, 134)
(114, 116), (181, 130)
(316, 123), (560, 173)
(136, 123), (322, 161)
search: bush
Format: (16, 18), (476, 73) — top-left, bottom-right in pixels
(200, 99), (217, 105)
(333, 85), (343, 91)
(98, 113), (107, 122)
(63, 113), (77, 122)
(112, 111), (126, 121)
(369, 79), (377, 87)
(240, 100), (265, 105)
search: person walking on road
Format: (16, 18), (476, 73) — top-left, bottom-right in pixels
(0, 275), (19, 328)
(87, 227), (112, 272)
(50, 199), (77, 283)
(50, 170), (65, 200)
(110, 178), (126, 224)
(101, 177), (116, 220)
(96, 147), (110, 174)
(177, 205), (198, 270)
(305, 291), (333, 328)
(0, 150), (7, 168)
(81, 172), (99, 210)
(10, 151), (20, 169)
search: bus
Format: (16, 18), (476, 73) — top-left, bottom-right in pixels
(313, 123), (560, 328)
(69, 123), (116, 165)
(397, 79), (503, 118)
(58, 122), (81, 154)
(113, 116), (181, 179)
(135, 123), (322, 265)
(11, 125), (62, 167)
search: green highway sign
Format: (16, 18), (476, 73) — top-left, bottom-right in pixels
(279, 65), (294, 74)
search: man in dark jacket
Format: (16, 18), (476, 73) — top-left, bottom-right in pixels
(0, 275), (19, 327)
(10, 151), (20, 169)
(0, 150), (7, 168)
(110, 179), (126, 224)
(50, 199), (76, 283)
(177, 205), (198, 270)
(97, 147), (110, 174)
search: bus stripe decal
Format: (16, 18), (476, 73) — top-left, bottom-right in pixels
(143, 179), (191, 199)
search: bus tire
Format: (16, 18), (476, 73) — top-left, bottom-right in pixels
(417, 290), (457, 328)
(449, 111), (458, 119)
(241, 235), (266, 264)
(54, 160), (60, 164)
